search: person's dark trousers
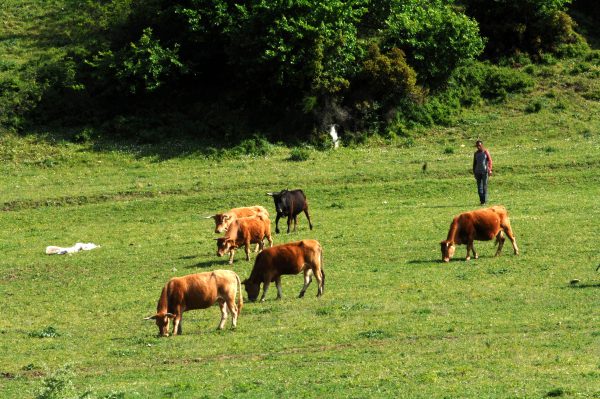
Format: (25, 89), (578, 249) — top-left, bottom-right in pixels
(475, 172), (488, 204)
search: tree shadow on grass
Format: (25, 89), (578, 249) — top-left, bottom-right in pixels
(184, 260), (230, 269)
(406, 259), (443, 265)
(567, 282), (600, 289)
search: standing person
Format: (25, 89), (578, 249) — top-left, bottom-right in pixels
(473, 140), (493, 205)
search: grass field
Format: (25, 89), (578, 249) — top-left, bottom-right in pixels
(1, 2), (600, 397)
(1, 86), (599, 398)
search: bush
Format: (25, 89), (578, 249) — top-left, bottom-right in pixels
(451, 61), (534, 102)
(462, 0), (579, 57)
(360, 44), (419, 101)
(35, 366), (75, 399)
(229, 135), (273, 158)
(384, 0), (484, 85)
(525, 99), (544, 113)
(287, 147), (311, 161)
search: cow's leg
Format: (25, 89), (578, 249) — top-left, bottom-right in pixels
(172, 314), (182, 336)
(217, 299), (227, 330)
(275, 276), (283, 299)
(266, 232), (274, 248)
(495, 231), (506, 256)
(293, 215), (299, 232)
(465, 242), (472, 261)
(225, 296), (238, 329)
(287, 216), (292, 234)
(275, 214), (281, 234)
(260, 278), (271, 302)
(299, 268), (313, 298)
(245, 240), (251, 261)
(503, 225), (519, 255)
(313, 266), (323, 297)
(304, 208), (313, 230)
(228, 249), (235, 265)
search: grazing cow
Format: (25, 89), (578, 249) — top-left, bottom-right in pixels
(206, 205), (269, 234)
(216, 215), (273, 264)
(440, 205), (519, 262)
(144, 270), (243, 337)
(242, 239), (324, 302)
(266, 189), (313, 234)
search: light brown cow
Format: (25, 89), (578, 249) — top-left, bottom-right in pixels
(207, 206), (269, 234)
(242, 239), (324, 302)
(144, 270), (243, 337)
(440, 205), (519, 262)
(216, 214), (273, 264)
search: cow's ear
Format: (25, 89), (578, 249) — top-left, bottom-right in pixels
(144, 315), (158, 320)
(241, 279), (248, 285)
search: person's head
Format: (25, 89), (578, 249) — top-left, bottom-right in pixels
(475, 140), (483, 150)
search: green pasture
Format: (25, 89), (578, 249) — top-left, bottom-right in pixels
(1, 97), (599, 398)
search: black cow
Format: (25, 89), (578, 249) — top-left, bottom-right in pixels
(266, 189), (313, 234)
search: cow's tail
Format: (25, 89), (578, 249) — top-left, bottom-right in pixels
(235, 273), (243, 314)
(319, 244), (325, 293)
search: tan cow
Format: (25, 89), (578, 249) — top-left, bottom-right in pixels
(242, 239), (324, 302)
(440, 205), (519, 262)
(206, 205), (269, 233)
(216, 214), (273, 264)
(144, 270), (242, 337)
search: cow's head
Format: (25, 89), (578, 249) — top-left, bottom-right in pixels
(242, 279), (260, 302)
(215, 237), (237, 257)
(440, 240), (456, 263)
(144, 312), (175, 337)
(267, 190), (289, 215)
(208, 213), (235, 233)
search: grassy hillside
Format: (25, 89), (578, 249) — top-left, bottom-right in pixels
(1, 1), (600, 399)
(1, 54), (600, 398)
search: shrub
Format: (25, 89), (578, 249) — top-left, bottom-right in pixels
(462, 0), (579, 57)
(361, 44), (418, 99)
(287, 147), (311, 162)
(35, 366), (75, 399)
(229, 135), (273, 158)
(384, 0), (484, 85)
(29, 326), (60, 338)
(450, 61), (534, 102)
(525, 99), (544, 113)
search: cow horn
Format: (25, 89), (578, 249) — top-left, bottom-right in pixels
(203, 215), (216, 219)
(144, 315), (157, 320)
(266, 192), (274, 196)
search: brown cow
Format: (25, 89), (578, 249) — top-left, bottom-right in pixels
(216, 215), (273, 264)
(440, 205), (519, 262)
(242, 239), (324, 302)
(206, 205), (269, 234)
(144, 270), (243, 337)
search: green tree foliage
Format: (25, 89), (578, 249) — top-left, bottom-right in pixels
(2, 0), (591, 141)
(461, 0), (581, 57)
(383, 0), (485, 85)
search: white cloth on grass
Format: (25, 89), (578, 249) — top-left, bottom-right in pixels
(46, 243), (100, 255)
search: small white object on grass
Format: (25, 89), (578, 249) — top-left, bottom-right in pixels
(46, 243), (100, 255)
(329, 124), (340, 149)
